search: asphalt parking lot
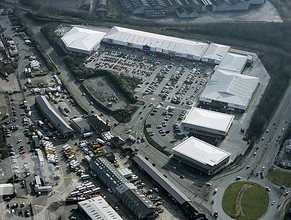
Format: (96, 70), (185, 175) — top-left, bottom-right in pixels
(145, 105), (187, 151)
(1, 91), (62, 189)
(85, 44), (213, 108)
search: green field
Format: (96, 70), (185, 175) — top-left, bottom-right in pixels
(268, 166), (291, 187)
(222, 182), (269, 220)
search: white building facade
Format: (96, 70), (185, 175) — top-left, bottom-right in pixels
(172, 137), (231, 175)
(181, 107), (234, 137)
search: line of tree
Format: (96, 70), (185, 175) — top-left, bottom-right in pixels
(20, 0), (98, 21)
(247, 56), (291, 140)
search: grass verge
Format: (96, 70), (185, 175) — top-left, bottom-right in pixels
(267, 166), (291, 187)
(285, 202), (291, 215)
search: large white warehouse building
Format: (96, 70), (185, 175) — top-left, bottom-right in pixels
(102, 26), (209, 60)
(180, 107), (234, 137)
(199, 69), (259, 111)
(61, 27), (106, 56)
(172, 137), (231, 175)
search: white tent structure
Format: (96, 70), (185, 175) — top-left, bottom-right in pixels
(61, 27), (106, 56)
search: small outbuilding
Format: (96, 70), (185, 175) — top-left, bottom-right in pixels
(70, 117), (91, 134)
(0, 183), (15, 197)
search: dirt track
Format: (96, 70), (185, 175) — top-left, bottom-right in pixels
(235, 184), (253, 217)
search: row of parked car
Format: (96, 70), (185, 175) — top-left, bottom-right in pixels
(69, 180), (100, 199)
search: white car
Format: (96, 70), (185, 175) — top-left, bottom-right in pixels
(266, 187), (271, 192)
(236, 176), (242, 180)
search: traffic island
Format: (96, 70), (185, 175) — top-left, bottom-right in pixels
(222, 181), (269, 220)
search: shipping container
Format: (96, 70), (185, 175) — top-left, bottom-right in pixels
(82, 132), (93, 138)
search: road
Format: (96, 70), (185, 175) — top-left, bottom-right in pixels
(211, 85), (291, 220)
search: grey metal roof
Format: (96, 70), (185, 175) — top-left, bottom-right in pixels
(92, 157), (155, 216)
(218, 52), (247, 73)
(133, 155), (190, 204)
(71, 117), (90, 130)
(202, 43), (230, 63)
(35, 96), (73, 135)
(121, 187), (156, 210)
(93, 157), (127, 188)
(78, 197), (123, 220)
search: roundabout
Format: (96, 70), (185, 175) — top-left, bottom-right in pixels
(222, 181), (269, 220)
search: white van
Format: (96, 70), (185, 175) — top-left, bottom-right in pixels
(38, 120), (44, 127)
(80, 174), (89, 180)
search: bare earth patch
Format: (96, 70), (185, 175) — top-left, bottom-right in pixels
(235, 184), (253, 217)
(83, 77), (128, 111)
